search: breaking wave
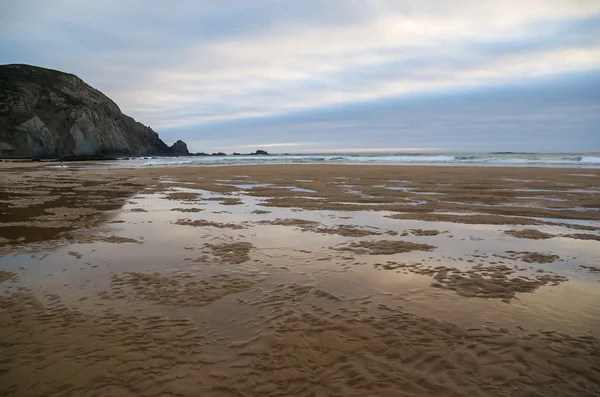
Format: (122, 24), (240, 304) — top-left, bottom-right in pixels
(118, 153), (600, 168)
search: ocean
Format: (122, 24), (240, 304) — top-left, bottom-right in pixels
(121, 152), (600, 168)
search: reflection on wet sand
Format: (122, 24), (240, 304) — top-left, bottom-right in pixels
(1, 164), (599, 396)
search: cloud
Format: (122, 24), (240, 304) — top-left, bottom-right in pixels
(108, 2), (600, 129)
(1, 0), (599, 151)
(170, 71), (600, 152)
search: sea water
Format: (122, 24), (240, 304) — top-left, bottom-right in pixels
(107, 152), (600, 168)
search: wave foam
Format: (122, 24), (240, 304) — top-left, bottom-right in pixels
(119, 152), (600, 168)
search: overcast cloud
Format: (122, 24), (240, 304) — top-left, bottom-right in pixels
(1, 0), (599, 152)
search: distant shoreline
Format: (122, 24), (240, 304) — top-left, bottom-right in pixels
(1, 151), (600, 169)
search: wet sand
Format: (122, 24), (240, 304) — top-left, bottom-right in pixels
(1, 163), (599, 396)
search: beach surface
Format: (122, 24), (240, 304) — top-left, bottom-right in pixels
(1, 163), (599, 396)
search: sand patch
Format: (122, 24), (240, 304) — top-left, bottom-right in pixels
(205, 242), (254, 264)
(505, 251), (560, 264)
(387, 213), (540, 225)
(90, 235), (142, 244)
(257, 219), (379, 237)
(1, 205), (111, 231)
(374, 262), (568, 301)
(32, 207), (101, 221)
(251, 210), (271, 215)
(164, 192), (200, 201)
(563, 233), (600, 241)
(171, 207), (204, 213)
(175, 218), (246, 229)
(72, 235), (144, 245)
(0, 271), (18, 283)
(258, 218), (321, 228)
(208, 197), (243, 205)
(409, 228), (441, 236)
(3, 195), (57, 208)
(580, 265), (600, 274)
(68, 251), (83, 259)
(0, 221), (76, 229)
(505, 229), (555, 239)
(564, 223), (600, 232)
(336, 240), (435, 255)
(314, 225), (381, 237)
(429, 265), (567, 301)
(558, 223), (600, 231)
(102, 272), (255, 306)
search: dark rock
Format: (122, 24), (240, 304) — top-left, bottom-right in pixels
(170, 140), (189, 155)
(211, 152), (226, 156)
(0, 64), (181, 158)
(233, 150), (271, 156)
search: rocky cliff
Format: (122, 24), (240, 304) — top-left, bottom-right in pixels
(0, 64), (181, 158)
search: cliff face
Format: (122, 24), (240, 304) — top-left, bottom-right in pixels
(0, 64), (176, 158)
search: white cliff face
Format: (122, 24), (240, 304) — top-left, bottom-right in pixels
(0, 64), (173, 158)
(15, 116), (60, 158)
(69, 113), (101, 156)
(69, 110), (133, 156)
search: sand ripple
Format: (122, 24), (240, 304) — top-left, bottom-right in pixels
(100, 272), (256, 307)
(3, 284), (598, 396)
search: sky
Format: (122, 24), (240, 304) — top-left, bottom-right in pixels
(1, 0), (599, 153)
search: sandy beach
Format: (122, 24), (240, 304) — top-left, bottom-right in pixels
(1, 163), (599, 396)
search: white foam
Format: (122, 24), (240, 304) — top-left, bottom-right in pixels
(103, 152), (600, 169)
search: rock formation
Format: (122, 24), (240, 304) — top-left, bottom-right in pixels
(0, 64), (186, 158)
(231, 150), (270, 156)
(170, 140), (189, 155)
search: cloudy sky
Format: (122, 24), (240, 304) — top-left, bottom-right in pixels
(2, 0), (599, 153)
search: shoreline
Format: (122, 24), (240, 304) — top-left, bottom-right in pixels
(3, 150), (599, 169)
(3, 160), (600, 170)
